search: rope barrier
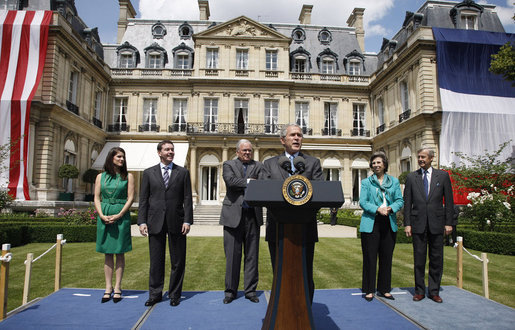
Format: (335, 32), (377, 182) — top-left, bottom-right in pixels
(24, 239), (67, 265)
(453, 242), (489, 263)
(0, 253), (12, 263)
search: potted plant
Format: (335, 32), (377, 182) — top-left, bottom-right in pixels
(82, 168), (99, 201)
(58, 164), (79, 201)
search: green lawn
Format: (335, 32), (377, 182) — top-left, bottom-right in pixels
(4, 237), (514, 313)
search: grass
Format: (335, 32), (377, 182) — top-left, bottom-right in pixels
(4, 237), (514, 313)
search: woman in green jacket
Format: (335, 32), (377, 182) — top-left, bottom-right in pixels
(359, 152), (404, 301)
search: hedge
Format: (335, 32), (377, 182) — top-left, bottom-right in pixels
(456, 228), (515, 256)
(0, 224), (96, 247)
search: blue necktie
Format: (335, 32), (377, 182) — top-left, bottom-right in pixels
(289, 155), (296, 175)
(163, 166), (170, 187)
(423, 170), (429, 199)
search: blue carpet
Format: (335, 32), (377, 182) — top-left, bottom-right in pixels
(313, 289), (419, 329)
(381, 286), (515, 330)
(0, 288), (148, 330)
(140, 290), (268, 330)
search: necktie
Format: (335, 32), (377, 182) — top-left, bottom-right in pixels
(163, 165), (170, 187)
(243, 163), (248, 177)
(423, 170), (429, 199)
(242, 163), (249, 208)
(289, 155), (296, 174)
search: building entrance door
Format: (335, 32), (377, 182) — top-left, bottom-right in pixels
(200, 166), (218, 204)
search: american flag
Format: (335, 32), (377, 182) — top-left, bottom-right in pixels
(0, 10), (51, 200)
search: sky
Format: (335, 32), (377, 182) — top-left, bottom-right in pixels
(76, 0), (514, 53)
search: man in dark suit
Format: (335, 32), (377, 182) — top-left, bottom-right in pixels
(404, 148), (454, 303)
(138, 140), (193, 307)
(260, 124), (323, 303)
(220, 139), (263, 304)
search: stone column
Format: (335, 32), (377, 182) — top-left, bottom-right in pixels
(190, 145), (198, 205)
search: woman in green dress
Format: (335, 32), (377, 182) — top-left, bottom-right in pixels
(94, 147), (134, 303)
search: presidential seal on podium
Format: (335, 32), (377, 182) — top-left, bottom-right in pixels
(282, 174), (313, 206)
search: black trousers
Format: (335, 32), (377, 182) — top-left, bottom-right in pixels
(223, 208), (260, 298)
(148, 222), (186, 300)
(412, 229), (444, 296)
(361, 214), (396, 294)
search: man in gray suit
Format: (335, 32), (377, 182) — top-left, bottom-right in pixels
(404, 148), (454, 303)
(260, 124), (323, 303)
(138, 140), (193, 307)
(220, 139), (263, 304)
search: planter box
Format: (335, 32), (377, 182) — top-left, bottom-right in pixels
(58, 192), (74, 201)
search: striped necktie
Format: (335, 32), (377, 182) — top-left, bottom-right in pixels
(163, 165), (170, 187)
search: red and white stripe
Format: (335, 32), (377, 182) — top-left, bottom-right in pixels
(0, 10), (51, 200)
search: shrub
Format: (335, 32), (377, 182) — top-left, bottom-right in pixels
(0, 224), (97, 247)
(57, 207), (97, 225)
(0, 189), (13, 211)
(457, 228), (515, 255)
(463, 189), (514, 232)
(398, 171), (409, 185)
(58, 164), (79, 179)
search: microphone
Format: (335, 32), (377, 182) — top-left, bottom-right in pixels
(293, 156), (305, 174)
(278, 156), (292, 174)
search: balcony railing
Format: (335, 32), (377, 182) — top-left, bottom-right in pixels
(66, 100), (79, 115)
(350, 128), (370, 137)
(92, 117), (102, 129)
(169, 123), (187, 133)
(264, 70), (279, 78)
(322, 128), (342, 136)
(235, 70), (249, 77)
(138, 124), (160, 132)
(290, 73), (312, 80)
(399, 109), (411, 123)
(376, 124), (385, 134)
(186, 122), (285, 135)
(170, 69), (193, 77)
(141, 69), (163, 76)
(320, 74), (341, 82)
(107, 123), (130, 132)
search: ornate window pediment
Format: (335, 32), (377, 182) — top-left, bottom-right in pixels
(290, 46), (312, 72)
(178, 22), (193, 39)
(152, 21), (167, 39)
(317, 48), (339, 73)
(144, 42), (168, 68)
(172, 42), (194, 69)
(343, 50), (365, 75)
(292, 26), (306, 44)
(450, 0), (483, 30)
(318, 28), (332, 45)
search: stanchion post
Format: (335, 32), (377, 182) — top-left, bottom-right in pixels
(54, 234), (63, 292)
(481, 252), (489, 299)
(23, 253), (34, 305)
(456, 236), (463, 289)
(0, 243), (11, 321)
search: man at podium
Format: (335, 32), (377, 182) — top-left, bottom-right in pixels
(259, 124), (323, 303)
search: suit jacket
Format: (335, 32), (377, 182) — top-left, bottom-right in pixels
(260, 152), (323, 242)
(403, 168), (454, 234)
(138, 163), (193, 235)
(359, 174), (404, 233)
(220, 159), (264, 228)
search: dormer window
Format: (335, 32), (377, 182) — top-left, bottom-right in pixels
(290, 47), (311, 72)
(318, 28), (332, 45)
(461, 11), (478, 30)
(292, 27), (306, 44)
(178, 22), (193, 39)
(317, 48), (339, 74)
(344, 50), (365, 76)
(349, 60), (360, 75)
(117, 41), (140, 68)
(152, 21), (167, 39)
(450, 1), (483, 30)
(172, 42), (194, 69)
(144, 43), (168, 69)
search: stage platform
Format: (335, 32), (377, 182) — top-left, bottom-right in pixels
(1, 286), (513, 329)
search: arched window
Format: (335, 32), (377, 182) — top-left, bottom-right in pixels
(116, 41), (140, 68)
(318, 28), (332, 45)
(291, 26), (306, 44)
(172, 42), (194, 69)
(152, 21), (167, 39)
(178, 22), (193, 39)
(144, 42), (168, 69)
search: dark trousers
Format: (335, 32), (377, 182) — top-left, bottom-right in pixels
(268, 236), (315, 304)
(223, 209), (259, 298)
(412, 230), (444, 296)
(148, 222), (186, 300)
(361, 214), (396, 294)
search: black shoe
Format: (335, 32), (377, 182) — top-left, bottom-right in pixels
(145, 297), (162, 306)
(101, 290), (112, 303)
(113, 291), (122, 303)
(365, 294), (374, 302)
(245, 295), (259, 303)
(377, 292), (395, 300)
(170, 298), (180, 306)
(223, 296), (234, 304)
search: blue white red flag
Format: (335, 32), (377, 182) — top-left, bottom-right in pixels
(0, 10), (52, 200)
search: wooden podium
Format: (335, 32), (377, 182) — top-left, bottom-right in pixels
(245, 180), (344, 330)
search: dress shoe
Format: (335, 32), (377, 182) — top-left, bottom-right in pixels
(365, 294), (374, 302)
(170, 299), (180, 306)
(412, 294), (425, 301)
(113, 291), (122, 303)
(428, 295), (443, 303)
(245, 295), (259, 303)
(144, 297), (162, 306)
(101, 290), (112, 303)
(223, 296), (235, 304)
(377, 292), (395, 300)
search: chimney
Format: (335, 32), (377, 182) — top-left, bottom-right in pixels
(117, 0), (137, 43)
(198, 0), (210, 21)
(347, 8), (365, 52)
(298, 4), (313, 25)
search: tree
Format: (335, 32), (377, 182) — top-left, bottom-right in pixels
(0, 141), (14, 210)
(489, 42), (515, 85)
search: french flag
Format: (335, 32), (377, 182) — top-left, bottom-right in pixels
(434, 27), (515, 167)
(0, 10), (52, 200)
